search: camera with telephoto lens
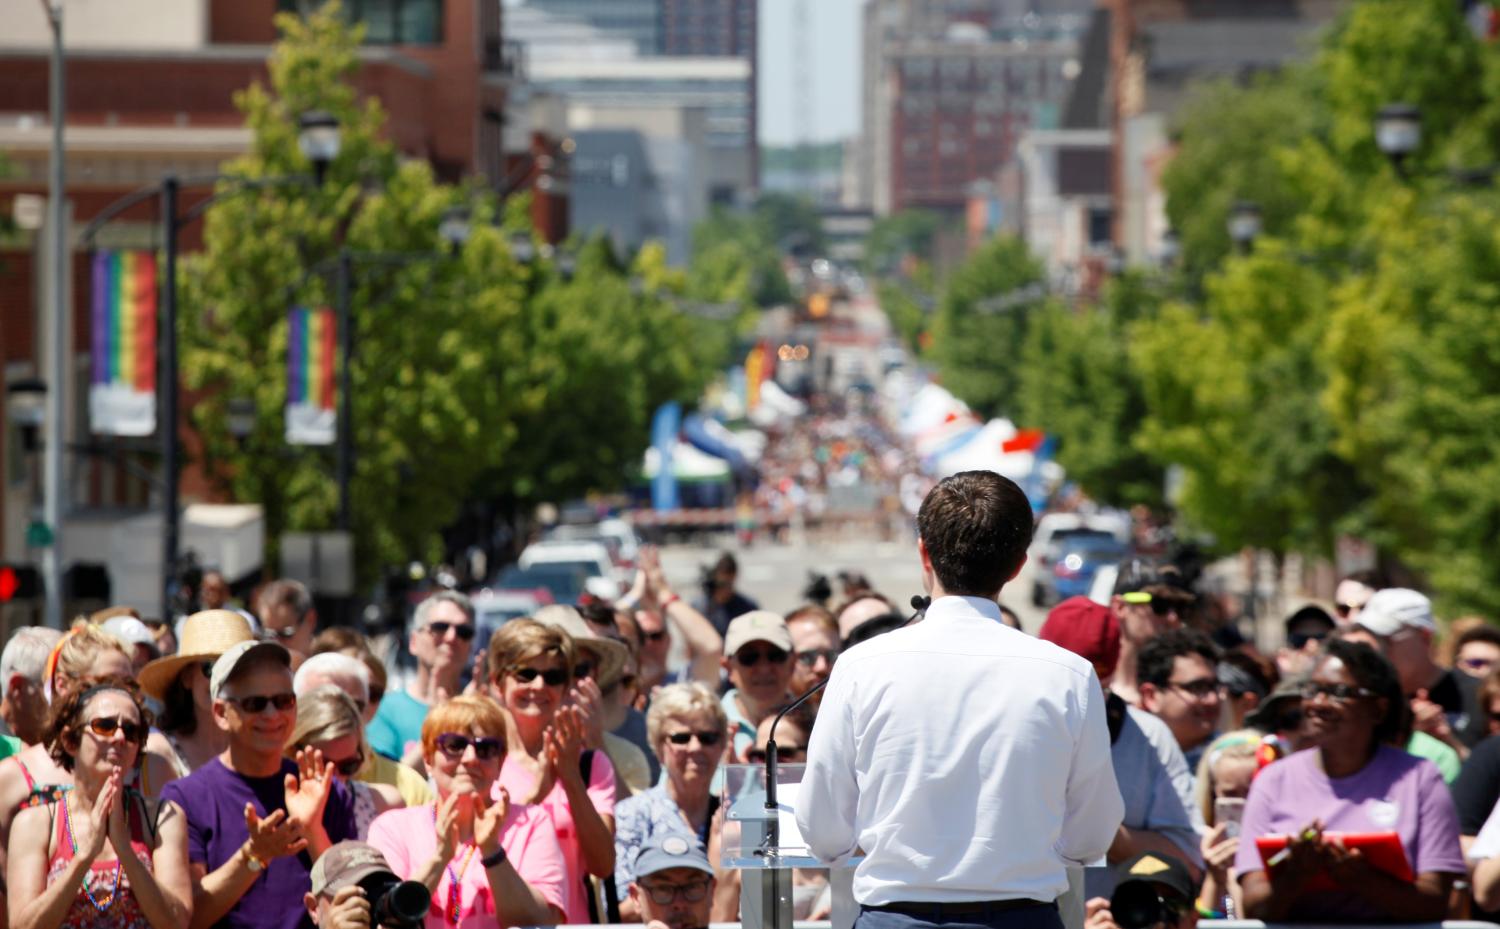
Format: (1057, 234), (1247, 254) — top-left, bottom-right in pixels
(1110, 880), (1184, 929)
(358, 874), (431, 929)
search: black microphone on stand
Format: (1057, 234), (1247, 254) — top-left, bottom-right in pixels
(764, 677), (829, 823)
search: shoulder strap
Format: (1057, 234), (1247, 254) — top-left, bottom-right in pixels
(13, 755), (34, 792)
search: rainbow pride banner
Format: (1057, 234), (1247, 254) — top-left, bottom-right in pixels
(285, 306), (338, 445)
(89, 250), (158, 436)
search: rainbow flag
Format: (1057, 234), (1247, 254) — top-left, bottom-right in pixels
(88, 250), (158, 436)
(285, 306), (337, 445)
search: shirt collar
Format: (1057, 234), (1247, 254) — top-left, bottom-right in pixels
(923, 595), (1003, 624)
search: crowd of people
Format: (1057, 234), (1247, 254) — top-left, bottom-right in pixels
(3, 505), (1500, 929)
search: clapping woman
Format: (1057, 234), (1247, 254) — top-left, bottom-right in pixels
(7, 677), (191, 929)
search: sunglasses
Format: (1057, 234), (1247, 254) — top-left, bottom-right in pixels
(226, 692), (297, 714)
(434, 732), (504, 761)
(329, 752), (365, 777)
(1461, 657), (1497, 672)
(734, 646), (789, 667)
(574, 662), (595, 680)
(746, 746), (802, 763)
(86, 716), (145, 742)
(509, 666), (569, 687)
(1121, 592), (1187, 615)
(270, 625), (301, 641)
(1168, 679), (1222, 700)
(795, 648), (837, 668)
(1287, 630), (1330, 650)
(643, 630), (668, 644)
(665, 730), (723, 747)
(427, 622), (476, 641)
(640, 878), (711, 905)
(1300, 682), (1375, 704)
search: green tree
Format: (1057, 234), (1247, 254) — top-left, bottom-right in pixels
(865, 209), (944, 274)
(1016, 273), (1163, 507)
(929, 236), (1046, 418)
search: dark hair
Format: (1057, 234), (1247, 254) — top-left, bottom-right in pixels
(1136, 628), (1220, 689)
(578, 601), (618, 633)
(1455, 624), (1500, 654)
(712, 553), (738, 576)
(258, 578), (313, 622)
(915, 471), (1034, 597)
(157, 667), (198, 737)
(1218, 650), (1277, 698)
(1319, 638), (1408, 747)
(310, 627), (372, 657)
(47, 675), (152, 772)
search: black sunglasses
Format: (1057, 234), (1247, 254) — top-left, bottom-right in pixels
(330, 752), (365, 777)
(510, 666), (569, 687)
(1288, 630), (1330, 650)
(226, 692), (297, 714)
(746, 745), (802, 763)
(734, 646), (789, 667)
(434, 732), (504, 761)
(666, 730), (723, 747)
(427, 621), (476, 641)
(643, 630), (668, 644)
(574, 662), (595, 680)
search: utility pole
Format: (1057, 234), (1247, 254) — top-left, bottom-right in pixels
(41, 0), (66, 629)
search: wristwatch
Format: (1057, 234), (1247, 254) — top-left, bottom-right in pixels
(243, 846), (265, 872)
(481, 846), (507, 869)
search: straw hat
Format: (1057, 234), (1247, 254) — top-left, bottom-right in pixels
(138, 609), (257, 702)
(532, 605), (628, 687)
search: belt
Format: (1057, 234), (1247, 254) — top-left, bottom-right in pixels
(866, 899), (1050, 917)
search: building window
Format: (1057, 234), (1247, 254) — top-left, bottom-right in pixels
(278, 0), (442, 44)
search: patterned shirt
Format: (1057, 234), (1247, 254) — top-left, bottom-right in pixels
(612, 784), (716, 899)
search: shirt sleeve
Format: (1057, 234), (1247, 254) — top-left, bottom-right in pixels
(1144, 725), (1206, 868)
(160, 782), (206, 864)
(796, 662), (860, 863)
(507, 805), (569, 916)
(586, 750), (617, 817)
(1057, 672), (1124, 866)
(365, 808), (414, 878)
(612, 797), (645, 899)
(1413, 761), (1466, 875)
(1454, 735), (1500, 834)
(322, 777), (360, 843)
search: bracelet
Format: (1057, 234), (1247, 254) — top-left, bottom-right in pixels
(1195, 902), (1224, 919)
(661, 593), (681, 609)
(481, 846), (507, 869)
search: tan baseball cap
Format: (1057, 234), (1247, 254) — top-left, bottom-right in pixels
(209, 639), (291, 700)
(724, 610), (793, 656)
(310, 841), (397, 897)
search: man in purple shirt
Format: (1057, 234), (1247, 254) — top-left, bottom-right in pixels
(162, 640), (357, 929)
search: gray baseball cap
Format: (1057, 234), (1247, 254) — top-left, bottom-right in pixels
(633, 835), (714, 881)
(210, 639), (291, 699)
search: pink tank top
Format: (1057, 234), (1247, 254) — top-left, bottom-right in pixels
(44, 792), (154, 929)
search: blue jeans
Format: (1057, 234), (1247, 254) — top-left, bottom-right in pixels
(855, 902), (1063, 929)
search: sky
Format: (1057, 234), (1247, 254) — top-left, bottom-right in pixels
(758, 0), (864, 147)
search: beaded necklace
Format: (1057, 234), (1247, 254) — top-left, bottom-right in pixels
(61, 792), (122, 912)
(431, 805), (479, 925)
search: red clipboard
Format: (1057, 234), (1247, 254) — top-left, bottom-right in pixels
(1256, 831), (1413, 890)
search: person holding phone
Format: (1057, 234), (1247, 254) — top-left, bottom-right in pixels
(1192, 731), (1260, 918)
(1235, 640), (1464, 922)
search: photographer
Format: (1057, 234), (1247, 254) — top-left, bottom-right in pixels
(304, 841), (427, 929)
(1084, 853), (1197, 929)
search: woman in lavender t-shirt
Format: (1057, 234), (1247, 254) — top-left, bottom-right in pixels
(1236, 639), (1464, 922)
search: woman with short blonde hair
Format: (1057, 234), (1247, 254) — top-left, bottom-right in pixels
(286, 687), (402, 839)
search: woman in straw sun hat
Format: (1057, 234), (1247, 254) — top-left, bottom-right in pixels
(138, 610), (256, 795)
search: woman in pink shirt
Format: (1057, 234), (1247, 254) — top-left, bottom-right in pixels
(366, 696), (566, 928)
(486, 620), (616, 924)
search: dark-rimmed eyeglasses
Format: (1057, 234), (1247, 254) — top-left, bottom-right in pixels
(795, 649), (837, 668)
(1167, 679), (1221, 700)
(434, 732), (504, 761)
(426, 621), (476, 642)
(640, 878), (711, 905)
(510, 666), (569, 687)
(86, 716), (145, 742)
(733, 646), (788, 667)
(665, 730), (722, 747)
(1300, 682), (1375, 704)
(226, 692), (297, 714)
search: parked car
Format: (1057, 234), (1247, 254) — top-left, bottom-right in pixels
(517, 540), (622, 600)
(545, 517), (641, 572)
(470, 586), (554, 658)
(492, 563), (590, 605)
(1033, 533), (1131, 607)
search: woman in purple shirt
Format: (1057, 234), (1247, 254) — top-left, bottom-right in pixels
(1236, 638), (1464, 922)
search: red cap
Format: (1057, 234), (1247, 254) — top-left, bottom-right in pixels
(1038, 596), (1120, 677)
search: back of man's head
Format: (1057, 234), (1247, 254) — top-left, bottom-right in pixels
(1, 627), (63, 690)
(916, 471), (1033, 598)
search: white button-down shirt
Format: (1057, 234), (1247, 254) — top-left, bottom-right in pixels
(796, 595), (1123, 905)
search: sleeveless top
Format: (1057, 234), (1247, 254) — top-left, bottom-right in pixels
(45, 791), (155, 929)
(350, 780), (379, 840)
(14, 756), (70, 808)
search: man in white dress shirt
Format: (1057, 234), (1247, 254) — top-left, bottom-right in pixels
(797, 471), (1124, 929)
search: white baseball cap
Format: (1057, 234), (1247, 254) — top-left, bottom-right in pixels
(1355, 588), (1435, 638)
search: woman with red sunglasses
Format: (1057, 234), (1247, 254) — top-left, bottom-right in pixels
(366, 696), (566, 927)
(7, 676), (191, 929)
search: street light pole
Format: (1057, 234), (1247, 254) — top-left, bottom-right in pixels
(159, 175), (180, 620)
(42, 0), (65, 629)
(335, 248), (353, 532)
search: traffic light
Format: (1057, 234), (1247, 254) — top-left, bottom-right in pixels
(0, 565), (41, 603)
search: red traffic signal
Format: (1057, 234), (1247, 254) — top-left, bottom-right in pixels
(0, 565), (41, 603)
